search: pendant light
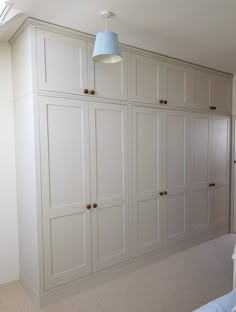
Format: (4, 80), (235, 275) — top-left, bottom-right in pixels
(93, 11), (122, 64)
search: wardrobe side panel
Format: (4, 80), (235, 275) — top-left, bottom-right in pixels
(13, 94), (40, 294)
(11, 25), (37, 101)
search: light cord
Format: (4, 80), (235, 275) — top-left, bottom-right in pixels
(105, 16), (108, 31)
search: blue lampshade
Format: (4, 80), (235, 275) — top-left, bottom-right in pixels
(93, 31), (122, 63)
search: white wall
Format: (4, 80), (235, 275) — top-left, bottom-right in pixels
(0, 43), (19, 284)
(232, 75), (236, 115)
(232, 76), (236, 233)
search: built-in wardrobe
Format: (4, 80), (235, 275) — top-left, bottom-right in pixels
(11, 18), (232, 305)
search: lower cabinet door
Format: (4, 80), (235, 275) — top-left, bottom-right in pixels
(89, 102), (129, 271)
(163, 111), (188, 243)
(132, 107), (164, 257)
(190, 114), (211, 233)
(39, 97), (92, 290)
(210, 116), (230, 230)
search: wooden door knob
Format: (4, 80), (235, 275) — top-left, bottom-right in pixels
(86, 204), (91, 209)
(83, 89), (89, 94)
(164, 191), (168, 195)
(159, 192), (164, 196)
(163, 100), (168, 104)
(159, 99), (164, 104)
(92, 203), (97, 208)
(89, 90), (95, 95)
(210, 106), (216, 110)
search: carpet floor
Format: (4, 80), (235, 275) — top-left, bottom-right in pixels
(0, 234), (236, 312)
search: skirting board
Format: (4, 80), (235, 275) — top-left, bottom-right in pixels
(21, 226), (229, 307)
(20, 275), (40, 305)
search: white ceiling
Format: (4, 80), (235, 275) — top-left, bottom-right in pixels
(9, 0), (236, 74)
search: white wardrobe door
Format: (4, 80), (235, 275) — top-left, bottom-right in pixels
(39, 97), (91, 290)
(163, 111), (188, 242)
(89, 102), (129, 272)
(211, 116), (230, 228)
(213, 76), (231, 113)
(131, 54), (163, 104)
(37, 29), (87, 95)
(190, 71), (212, 110)
(132, 107), (163, 257)
(88, 43), (128, 101)
(163, 63), (189, 107)
(190, 114), (211, 232)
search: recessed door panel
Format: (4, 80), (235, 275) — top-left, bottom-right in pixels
(166, 114), (185, 188)
(213, 76), (231, 113)
(191, 117), (210, 185)
(132, 107), (163, 257)
(211, 118), (228, 183)
(191, 71), (211, 110)
(136, 112), (159, 193)
(131, 54), (162, 104)
(39, 97), (91, 290)
(90, 103), (129, 271)
(94, 109), (124, 201)
(163, 63), (189, 107)
(47, 104), (85, 208)
(37, 29), (87, 95)
(166, 193), (185, 239)
(51, 214), (87, 275)
(96, 205), (125, 260)
(137, 198), (160, 249)
(191, 189), (209, 230)
(214, 185), (228, 224)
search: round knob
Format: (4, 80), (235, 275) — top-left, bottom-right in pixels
(83, 89), (89, 94)
(86, 204), (91, 209)
(159, 192), (164, 196)
(159, 99), (164, 104)
(164, 100), (168, 104)
(164, 191), (168, 195)
(92, 203), (97, 208)
(89, 90), (95, 95)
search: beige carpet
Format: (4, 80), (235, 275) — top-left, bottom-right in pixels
(0, 234), (236, 312)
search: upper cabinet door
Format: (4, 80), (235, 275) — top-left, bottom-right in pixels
(37, 29), (87, 95)
(163, 63), (189, 107)
(131, 54), (162, 104)
(89, 102), (129, 272)
(190, 71), (212, 110)
(213, 76), (232, 113)
(39, 97), (91, 290)
(88, 43), (128, 101)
